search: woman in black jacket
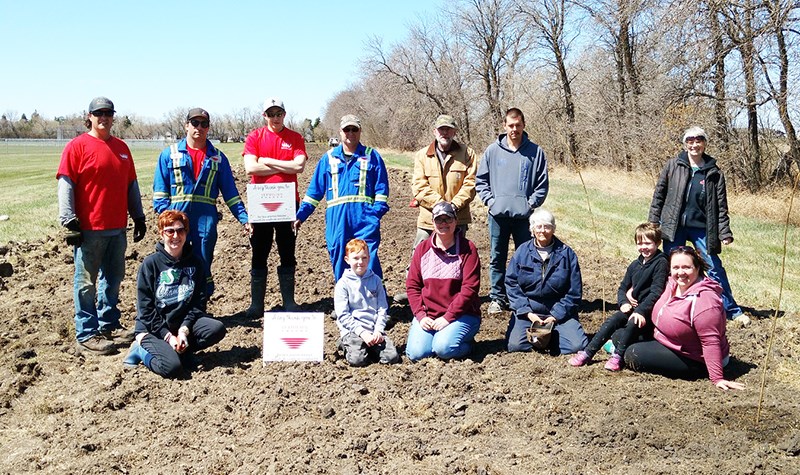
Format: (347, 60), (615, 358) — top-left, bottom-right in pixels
(123, 210), (226, 377)
(648, 126), (744, 321)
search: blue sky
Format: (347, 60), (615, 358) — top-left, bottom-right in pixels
(0, 0), (434, 123)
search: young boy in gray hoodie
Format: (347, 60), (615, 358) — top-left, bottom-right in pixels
(334, 238), (400, 366)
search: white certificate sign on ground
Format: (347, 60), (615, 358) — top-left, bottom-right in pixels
(247, 183), (296, 223)
(262, 312), (324, 362)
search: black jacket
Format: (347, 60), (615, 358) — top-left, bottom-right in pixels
(648, 151), (733, 255)
(135, 241), (207, 338)
(616, 250), (669, 319)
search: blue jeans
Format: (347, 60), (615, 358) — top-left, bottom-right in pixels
(73, 231), (127, 342)
(405, 315), (481, 361)
(664, 227), (742, 318)
(488, 214), (532, 304)
(506, 315), (588, 355)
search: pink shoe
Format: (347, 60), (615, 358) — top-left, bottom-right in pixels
(604, 353), (623, 371)
(569, 351), (590, 367)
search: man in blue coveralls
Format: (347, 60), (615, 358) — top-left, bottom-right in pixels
(153, 108), (250, 297)
(294, 114), (390, 281)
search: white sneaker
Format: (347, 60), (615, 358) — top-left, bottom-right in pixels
(732, 314), (751, 327)
(487, 301), (505, 315)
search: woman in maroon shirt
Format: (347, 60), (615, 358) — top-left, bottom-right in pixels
(405, 202), (481, 361)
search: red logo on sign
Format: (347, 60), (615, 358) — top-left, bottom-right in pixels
(261, 202), (282, 212)
(281, 338), (307, 349)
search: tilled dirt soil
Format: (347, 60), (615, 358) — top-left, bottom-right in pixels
(0, 144), (798, 474)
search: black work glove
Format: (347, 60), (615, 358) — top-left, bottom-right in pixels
(132, 217), (147, 243)
(64, 219), (82, 247)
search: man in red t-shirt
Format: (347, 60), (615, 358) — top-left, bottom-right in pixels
(56, 97), (146, 355)
(243, 98), (307, 317)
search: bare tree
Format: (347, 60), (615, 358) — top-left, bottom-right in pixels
(758, 0), (800, 183)
(366, 16), (478, 144)
(516, 0), (581, 160)
(722, 0), (769, 190)
(450, 0), (533, 124)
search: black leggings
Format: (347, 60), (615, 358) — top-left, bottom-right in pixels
(584, 311), (652, 358)
(623, 339), (708, 380)
(140, 316), (226, 378)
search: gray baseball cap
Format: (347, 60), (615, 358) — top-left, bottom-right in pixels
(89, 97), (115, 113)
(432, 201), (457, 220)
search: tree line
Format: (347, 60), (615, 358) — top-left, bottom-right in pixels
(0, 108), (326, 145)
(322, 0), (799, 192)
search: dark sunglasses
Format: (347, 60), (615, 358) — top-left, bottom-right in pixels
(91, 110), (114, 118)
(163, 227), (186, 236)
(684, 136), (705, 142)
(189, 119), (210, 128)
(669, 245), (695, 255)
(266, 110), (285, 118)
(342, 127), (360, 133)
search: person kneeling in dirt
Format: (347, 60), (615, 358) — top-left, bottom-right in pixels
(335, 239), (400, 366)
(123, 210), (226, 378)
(505, 209), (588, 355)
(621, 246), (745, 391)
(405, 202), (481, 361)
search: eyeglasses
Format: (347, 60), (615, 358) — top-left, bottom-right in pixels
(189, 119), (210, 128)
(266, 110), (285, 118)
(533, 224), (554, 231)
(163, 227), (186, 236)
(342, 127), (360, 133)
(434, 216), (455, 224)
(685, 136), (705, 143)
(91, 110), (114, 118)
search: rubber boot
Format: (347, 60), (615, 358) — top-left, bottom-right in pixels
(246, 269), (267, 319)
(277, 266), (298, 311)
(123, 341), (152, 368)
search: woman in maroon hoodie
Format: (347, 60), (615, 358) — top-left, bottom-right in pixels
(624, 246), (745, 390)
(405, 202), (481, 361)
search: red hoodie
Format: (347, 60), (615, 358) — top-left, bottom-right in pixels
(652, 276), (730, 384)
(406, 232), (481, 323)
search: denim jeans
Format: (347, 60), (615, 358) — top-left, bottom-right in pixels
(664, 227), (742, 318)
(73, 230), (127, 342)
(405, 314), (481, 361)
(488, 214), (532, 304)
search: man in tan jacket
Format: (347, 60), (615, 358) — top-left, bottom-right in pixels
(395, 114), (478, 303)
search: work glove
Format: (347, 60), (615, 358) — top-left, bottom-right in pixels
(132, 217), (147, 243)
(64, 219), (82, 247)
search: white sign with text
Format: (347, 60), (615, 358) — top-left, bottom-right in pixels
(262, 312), (324, 362)
(247, 183), (296, 223)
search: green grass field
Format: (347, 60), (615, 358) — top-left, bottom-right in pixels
(1, 142), (797, 315)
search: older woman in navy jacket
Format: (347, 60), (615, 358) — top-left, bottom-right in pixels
(505, 209), (588, 354)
